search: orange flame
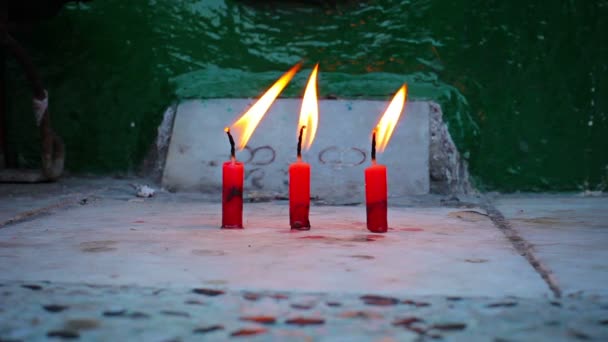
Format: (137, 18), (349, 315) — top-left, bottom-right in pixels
(298, 64), (319, 151)
(374, 84), (408, 153)
(230, 63), (301, 150)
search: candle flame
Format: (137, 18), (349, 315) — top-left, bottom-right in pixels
(298, 64), (319, 151)
(231, 63), (301, 150)
(374, 84), (408, 153)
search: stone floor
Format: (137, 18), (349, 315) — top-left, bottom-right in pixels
(1, 281), (607, 342)
(0, 178), (607, 341)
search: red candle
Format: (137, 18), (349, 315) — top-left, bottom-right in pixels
(289, 64), (319, 230)
(365, 132), (388, 233)
(364, 84), (408, 233)
(222, 128), (244, 229)
(289, 161), (311, 229)
(290, 127), (311, 230)
(220, 63), (302, 229)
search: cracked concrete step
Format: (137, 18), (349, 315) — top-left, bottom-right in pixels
(495, 194), (608, 296)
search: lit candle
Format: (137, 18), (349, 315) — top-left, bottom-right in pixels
(365, 84), (408, 233)
(222, 128), (244, 229)
(365, 131), (388, 233)
(222, 63), (301, 229)
(290, 126), (311, 229)
(290, 64), (319, 230)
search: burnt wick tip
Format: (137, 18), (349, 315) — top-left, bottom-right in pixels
(226, 128), (236, 159)
(371, 131), (377, 162)
(297, 126), (306, 158)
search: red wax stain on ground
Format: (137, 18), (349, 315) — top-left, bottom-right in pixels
(268, 293), (289, 300)
(297, 235), (386, 244)
(240, 316), (276, 325)
(298, 235), (327, 240)
(361, 234), (385, 241)
(399, 227), (424, 232)
(230, 328), (267, 337)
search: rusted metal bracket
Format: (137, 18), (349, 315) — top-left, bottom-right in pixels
(0, 30), (64, 182)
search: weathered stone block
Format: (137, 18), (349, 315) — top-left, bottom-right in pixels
(162, 99), (430, 202)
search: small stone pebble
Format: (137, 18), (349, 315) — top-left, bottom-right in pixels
(340, 310), (383, 320)
(291, 303), (314, 310)
(402, 299), (431, 307)
(128, 312), (150, 319)
(133, 184), (155, 198)
(102, 309), (125, 317)
(349, 255), (375, 259)
(486, 301), (517, 308)
(326, 301), (342, 307)
(65, 319), (100, 331)
(43, 304), (68, 313)
(192, 288), (225, 296)
(160, 310), (190, 318)
(432, 323), (467, 331)
(21, 284), (42, 291)
(192, 325), (224, 334)
(360, 295), (400, 306)
(285, 317), (325, 326)
(465, 258), (489, 263)
(47, 330), (80, 339)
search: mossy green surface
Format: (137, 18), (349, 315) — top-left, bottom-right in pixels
(5, 0), (607, 191)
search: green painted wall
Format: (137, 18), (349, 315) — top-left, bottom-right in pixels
(5, 0), (607, 191)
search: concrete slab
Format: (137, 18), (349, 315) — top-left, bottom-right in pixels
(4, 180), (608, 341)
(495, 194), (608, 296)
(0, 179), (104, 225)
(162, 99), (430, 203)
(0, 195), (548, 297)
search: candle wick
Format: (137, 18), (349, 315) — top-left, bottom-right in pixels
(297, 125), (306, 159)
(225, 127), (236, 160)
(371, 130), (377, 163)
